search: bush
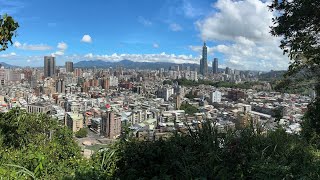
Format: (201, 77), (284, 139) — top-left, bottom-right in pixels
(115, 122), (320, 179)
(75, 128), (88, 138)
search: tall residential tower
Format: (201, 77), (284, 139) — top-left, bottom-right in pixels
(65, 61), (74, 72)
(44, 56), (56, 78)
(213, 58), (218, 74)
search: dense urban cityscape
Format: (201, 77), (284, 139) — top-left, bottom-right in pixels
(1, 0), (320, 179)
(0, 41), (312, 157)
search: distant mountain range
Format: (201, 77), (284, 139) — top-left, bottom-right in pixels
(74, 59), (203, 70)
(0, 62), (19, 68)
(0, 60), (283, 73)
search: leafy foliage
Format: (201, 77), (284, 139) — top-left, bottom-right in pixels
(163, 79), (173, 85)
(184, 92), (197, 99)
(180, 103), (198, 115)
(115, 121), (320, 179)
(0, 14), (19, 51)
(269, 0), (320, 91)
(0, 108), (84, 179)
(75, 128), (88, 138)
(0, 108), (320, 179)
(270, 0), (320, 148)
(301, 97), (320, 149)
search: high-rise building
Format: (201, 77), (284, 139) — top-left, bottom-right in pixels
(225, 67), (231, 75)
(101, 109), (121, 139)
(200, 42), (208, 76)
(213, 58), (218, 74)
(44, 56), (56, 78)
(65, 61), (74, 72)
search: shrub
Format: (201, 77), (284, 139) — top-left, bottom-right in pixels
(75, 128), (88, 138)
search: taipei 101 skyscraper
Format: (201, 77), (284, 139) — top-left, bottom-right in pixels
(200, 42), (208, 76)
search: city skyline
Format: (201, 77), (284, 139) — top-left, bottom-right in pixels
(0, 0), (289, 71)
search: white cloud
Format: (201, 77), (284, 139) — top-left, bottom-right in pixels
(212, 37), (289, 70)
(169, 23), (183, 31)
(196, 0), (273, 42)
(0, 52), (16, 57)
(195, 0), (289, 71)
(57, 42), (68, 50)
(84, 53), (93, 58)
(189, 45), (214, 55)
(138, 16), (152, 26)
(51, 51), (64, 56)
(83, 52), (200, 64)
(153, 43), (159, 48)
(81, 35), (92, 43)
(51, 42), (68, 56)
(13, 41), (21, 47)
(13, 41), (52, 51)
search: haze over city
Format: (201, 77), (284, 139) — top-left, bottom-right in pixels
(0, 0), (289, 71)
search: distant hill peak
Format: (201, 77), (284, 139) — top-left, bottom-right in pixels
(0, 62), (19, 68)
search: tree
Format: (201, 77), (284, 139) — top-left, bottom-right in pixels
(269, 0), (320, 146)
(0, 14), (19, 51)
(180, 103), (198, 115)
(269, 0), (320, 93)
(75, 128), (88, 138)
(0, 109), (85, 179)
(115, 121), (320, 179)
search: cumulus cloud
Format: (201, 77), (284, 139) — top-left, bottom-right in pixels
(83, 52), (200, 64)
(138, 16), (152, 26)
(52, 42), (68, 56)
(213, 37), (289, 70)
(153, 43), (159, 48)
(169, 23), (183, 31)
(13, 41), (52, 51)
(195, 0), (289, 71)
(81, 35), (92, 43)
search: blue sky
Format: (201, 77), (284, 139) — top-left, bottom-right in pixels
(0, 0), (290, 70)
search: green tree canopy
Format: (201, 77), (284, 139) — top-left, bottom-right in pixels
(269, 0), (320, 93)
(75, 128), (88, 138)
(0, 14), (19, 51)
(270, 0), (320, 147)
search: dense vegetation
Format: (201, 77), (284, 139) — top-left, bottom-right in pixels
(0, 108), (320, 179)
(180, 103), (198, 115)
(116, 124), (320, 179)
(270, 0), (320, 151)
(0, 109), (83, 178)
(75, 128), (88, 138)
(0, 108), (119, 179)
(184, 91), (197, 99)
